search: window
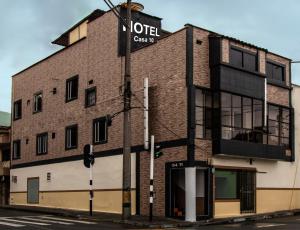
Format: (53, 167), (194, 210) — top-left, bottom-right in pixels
(85, 87), (96, 107)
(195, 89), (213, 139)
(65, 125), (78, 150)
(221, 92), (264, 143)
(33, 92), (43, 113)
(230, 47), (257, 72)
(268, 105), (290, 147)
(13, 100), (22, 120)
(1, 149), (10, 162)
(36, 133), (48, 155)
(93, 117), (108, 144)
(215, 170), (238, 199)
(13, 140), (21, 160)
(66, 76), (79, 102)
(266, 62), (285, 82)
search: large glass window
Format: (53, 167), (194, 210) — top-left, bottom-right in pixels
(195, 89), (213, 139)
(266, 62), (285, 82)
(215, 170), (238, 199)
(268, 105), (290, 147)
(221, 92), (264, 143)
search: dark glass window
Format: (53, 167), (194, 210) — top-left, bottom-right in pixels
(13, 140), (21, 160)
(215, 170), (238, 199)
(13, 100), (22, 120)
(36, 133), (48, 155)
(66, 76), (79, 102)
(230, 47), (257, 71)
(85, 87), (96, 107)
(266, 62), (285, 82)
(33, 92), (42, 113)
(221, 92), (264, 143)
(65, 125), (78, 150)
(268, 105), (290, 147)
(2, 149), (10, 162)
(93, 117), (107, 144)
(195, 89), (213, 139)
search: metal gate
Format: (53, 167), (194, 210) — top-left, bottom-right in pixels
(27, 178), (39, 204)
(240, 171), (255, 213)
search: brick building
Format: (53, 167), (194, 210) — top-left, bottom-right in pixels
(0, 111), (11, 206)
(10, 7), (297, 221)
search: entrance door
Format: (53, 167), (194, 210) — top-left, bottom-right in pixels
(240, 171), (255, 213)
(27, 178), (39, 204)
(170, 169), (185, 218)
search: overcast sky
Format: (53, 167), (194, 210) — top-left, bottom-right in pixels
(1, 0), (300, 113)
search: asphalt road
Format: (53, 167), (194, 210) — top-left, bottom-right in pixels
(1, 209), (300, 229)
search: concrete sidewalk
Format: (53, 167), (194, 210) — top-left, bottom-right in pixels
(1, 205), (300, 229)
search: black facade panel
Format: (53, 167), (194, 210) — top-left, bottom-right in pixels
(213, 139), (289, 161)
(209, 37), (221, 67)
(219, 65), (265, 99)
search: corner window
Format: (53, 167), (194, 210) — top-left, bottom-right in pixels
(230, 47), (257, 72)
(93, 117), (107, 144)
(266, 62), (285, 82)
(13, 100), (22, 120)
(195, 89), (213, 139)
(13, 140), (21, 160)
(85, 87), (96, 107)
(268, 105), (290, 147)
(65, 125), (78, 150)
(66, 76), (78, 102)
(36, 133), (48, 155)
(33, 92), (43, 113)
(2, 149), (10, 162)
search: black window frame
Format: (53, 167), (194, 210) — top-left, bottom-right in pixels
(12, 140), (21, 160)
(85, 87), (97, 108)
(33, 91), (43, 114)
(13, 99), (22, 120)
(65, 75), (79, 103)
(65, 124), (78, 150)
(2, 148), (10, 162)
(93, 117), (108, 145)
(36, 132), (48, 155)
(229, 46), (258, 72)
(266, 60), (286, 83)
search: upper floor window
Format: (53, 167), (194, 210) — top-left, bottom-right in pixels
(85, 87), (96, 107)
(36, 133), (48, 155)
(13, 100), (22, 120)
(65, 124), (78, 150)
(230, 47), (258, 72)
(33, 92), (43, 113)
(195, 89), (213, 139)
(93, 117), (107, 144)
(268, 105), (290, 147)
(13, 140), (21, 160)
(266, 62), (285, 82)
(221, 92), (264, 143)
(1, 149), (10, 162)
(66, 76), (78, 102)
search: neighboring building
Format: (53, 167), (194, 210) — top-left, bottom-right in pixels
(10, 6), (297, 221)
(0, 111), (11, 206)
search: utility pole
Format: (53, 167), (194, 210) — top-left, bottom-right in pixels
(122, 0), (132, 220)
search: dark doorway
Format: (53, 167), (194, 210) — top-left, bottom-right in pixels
(170, 168), (185, 218)
(240, 171), (256, 213)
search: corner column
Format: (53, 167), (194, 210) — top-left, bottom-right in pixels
(185, 167), (196, 222)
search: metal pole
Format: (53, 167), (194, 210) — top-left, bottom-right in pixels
(144, 77), (149, 150)
(89, 145), (93, 216)
(122, 0), (132, 220)
(149, 135), (154, 221)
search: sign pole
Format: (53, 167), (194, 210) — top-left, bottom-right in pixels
(89, 145), (93, 216)
(149, 135), (154, 221)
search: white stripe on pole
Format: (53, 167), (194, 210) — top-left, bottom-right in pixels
(150, 135), (154, 181)
(144, 78), (149, 150)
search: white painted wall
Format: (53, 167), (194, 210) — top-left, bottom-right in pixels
(10, 153), (136, 192)
(213, 85), (300, 189)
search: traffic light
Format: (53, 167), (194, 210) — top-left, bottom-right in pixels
(83, 144), (95, 168)
(154, 145), (163, 159)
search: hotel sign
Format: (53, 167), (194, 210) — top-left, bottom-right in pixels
(118, 7), (161, 56)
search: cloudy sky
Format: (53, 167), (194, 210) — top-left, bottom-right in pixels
(1, 0), (300, 113)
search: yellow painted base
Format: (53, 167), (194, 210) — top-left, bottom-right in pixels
(10, 190), (136, 215)
(214, 201), (240, 218)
